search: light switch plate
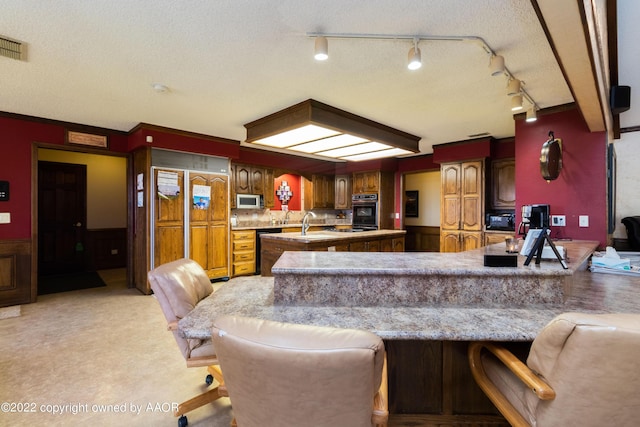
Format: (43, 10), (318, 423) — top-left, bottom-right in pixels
(0, 212), (11, 224)
(579, 215), (589, 227)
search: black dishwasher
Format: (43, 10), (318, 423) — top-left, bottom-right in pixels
(255, 228), (282, 274)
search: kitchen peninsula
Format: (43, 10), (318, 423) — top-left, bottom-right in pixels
(259, 229), (406, 276)
(178, 240), (640, 419)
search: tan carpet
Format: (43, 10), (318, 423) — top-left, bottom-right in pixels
(0, 268), (233, 427)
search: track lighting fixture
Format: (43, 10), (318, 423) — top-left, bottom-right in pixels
(489, 55), (505, 76)
(507, 78), (521, 96)
(314, 36), (328, 61)
(511, 95), (523, 111)
(407, 38), (422, 70)
(526, 107), (538, 122)
(306, 32), (540, 122)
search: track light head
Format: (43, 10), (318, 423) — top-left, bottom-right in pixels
(407, 46), (422, 70)
(511, 95), (523, 111)
(526, 107), (538, 122)
(314, 36), (328, 61)
(489, 54), (505, 76)
(507, 78), (521, 96)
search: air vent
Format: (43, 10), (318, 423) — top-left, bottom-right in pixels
(0, 35), (26, 61)
(467, 132), (491, 138)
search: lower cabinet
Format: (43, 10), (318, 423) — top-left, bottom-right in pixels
(231, 230), (256, 277)
(440, 231), (483, 253)
(484, 231), (515, 246)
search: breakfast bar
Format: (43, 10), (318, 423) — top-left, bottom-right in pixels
(178, 241), (640, 419)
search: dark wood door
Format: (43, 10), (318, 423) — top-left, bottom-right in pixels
(38, 161), (87, 275)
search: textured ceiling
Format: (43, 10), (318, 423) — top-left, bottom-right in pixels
(0, 0), (574, 156)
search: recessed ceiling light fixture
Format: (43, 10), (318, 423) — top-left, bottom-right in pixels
(308, 32), (540, 120)
(244, 99), (420, 162)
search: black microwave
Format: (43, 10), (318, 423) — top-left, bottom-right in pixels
(486, 213), (515, 231)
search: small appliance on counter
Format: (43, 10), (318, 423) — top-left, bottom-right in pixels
(518, 204), (550, 236)
(486, 212), (515, 231)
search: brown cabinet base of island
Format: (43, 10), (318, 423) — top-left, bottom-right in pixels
(259, 231), (406, 277)
(387, 339), (525, 426)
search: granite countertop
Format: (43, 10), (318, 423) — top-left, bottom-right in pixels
(178, 269), (640, 342)
(260, 229), (406, 242)
(271, 239), (594, 277)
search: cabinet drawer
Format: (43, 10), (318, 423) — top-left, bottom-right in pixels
(232, 230), (256, 241)
(233, 241), (255, 251)
(233, 251), (254, 262)
(233, 262), (255, 276)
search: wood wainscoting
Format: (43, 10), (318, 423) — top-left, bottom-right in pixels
(405, 226), (441, 252)
(85, 228), (127, 270)
(0, 239), (33, 307)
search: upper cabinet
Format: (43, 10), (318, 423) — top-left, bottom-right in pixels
(231, 163), (274, 208)
(489, 159), (515, 209)
(353, 171), (379, 194)
(304, 174), (335, 210)
(335, 175), (352, 209)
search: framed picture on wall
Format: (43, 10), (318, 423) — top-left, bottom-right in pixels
(405, 190), (419, 217)
(66, 130), (109, 149)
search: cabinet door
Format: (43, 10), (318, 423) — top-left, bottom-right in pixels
(154, 169), (185, 267)
(263, 168), (274, 208)
(234, 164), (252, 194)
(381, 238), (394, 252)
(335, 175), (352, 209)
(353, 173), (365, 194)
(190, 173), (229, 279)
(461, 232), (482, 251)
(363, 171), (379, 193)
(491, 159), (515, 209)
(441, 164), (461, 230)
(461, 161), (483, 231)
(484, 232), (512, 246)
(250, 167), (265, 195)
(440, 231), (461, 253)
(393, 237), (405, 252)
(366, 239), (381, 252)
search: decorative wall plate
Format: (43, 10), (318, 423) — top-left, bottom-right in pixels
(540, 131), (562, 181)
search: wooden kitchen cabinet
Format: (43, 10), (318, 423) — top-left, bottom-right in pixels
(440, 160), (484, 252)
(353, 171), (379, 193)
(189, 173), (229, 279)
(440, 231), (483, 253)
(231, 230), (256, 277)
(490, 158), (516, 209)
(484, 231), (514, 246)
(313, 174), (335, 209)
(334, 174), (352, 209)
(231, 163), (275, 208)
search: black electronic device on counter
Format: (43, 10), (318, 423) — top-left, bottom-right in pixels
(486, 212), (515, 231)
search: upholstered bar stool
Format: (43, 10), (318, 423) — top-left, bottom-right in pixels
(212, 315), (388, 427)
(469, 312), (640, 427)
(148, 258), (228, 427)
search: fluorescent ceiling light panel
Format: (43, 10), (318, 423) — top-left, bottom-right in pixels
(251, 124), (340, 148)
(341, 148), (414, 161)
(289, 134), (369, 153)
(244, 99), (420, 161)
(317, 141), (390, 158)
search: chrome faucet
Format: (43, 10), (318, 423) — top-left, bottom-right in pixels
(301, 211), (316, 235)
(284, 210), (292, 225)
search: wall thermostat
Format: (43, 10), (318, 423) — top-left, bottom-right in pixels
(0, 181), (9, 201)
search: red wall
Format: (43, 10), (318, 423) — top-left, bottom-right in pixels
(273, 174), (301, 211)
(515, 108), (608, 247)
(0, 115), (127, 239)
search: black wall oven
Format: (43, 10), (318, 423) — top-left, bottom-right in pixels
(352, 194), (378, 230)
